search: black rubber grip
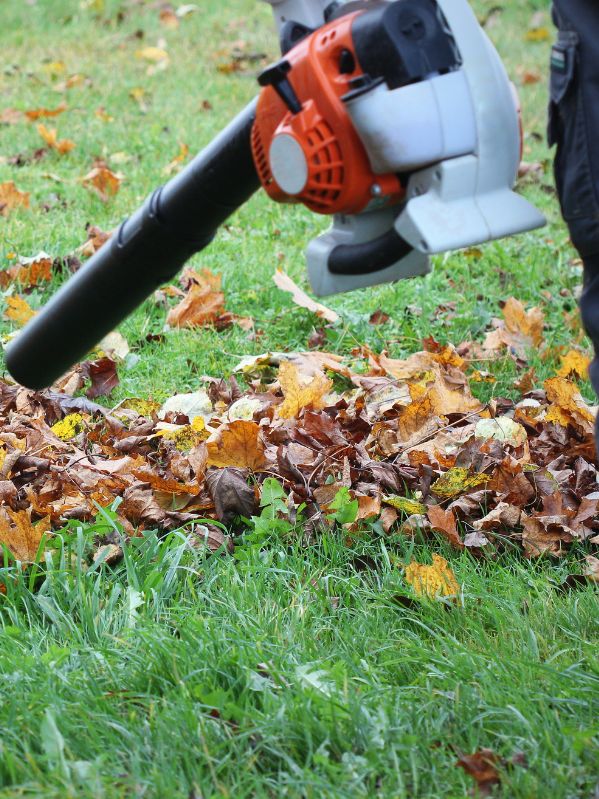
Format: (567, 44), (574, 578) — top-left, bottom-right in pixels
(328, 226), (413, 275)
(5, 99), (260, 390)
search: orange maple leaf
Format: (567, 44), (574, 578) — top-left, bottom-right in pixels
(206, 420), (267, 471)
(277, 360), (333, 419)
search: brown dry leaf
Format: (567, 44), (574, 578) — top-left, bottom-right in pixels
(427, 504), (464, 549)
(163, 142), (189, 175)
(82, 166), (122, 201)
(472, 502), (521, 531)
(81, 357), (119, 399)
(544, 377), (595, 435)
(0, 253), (53, 289)
(4, 295), (36, 325)
(488, 457), (535, 505)
(277, 360), (333, 419)
(481, 298), (544, 359)
(0, 182), (30, 216)
(380, 506), (398, 533)
(0, 510), (51, 562)
(369, 309), (389, 325)
(206, 420), (267, 471)
(206, 467), (257, 524)
(36, 123), (75, 154)
(503, 297), (544, 347)
(556, 350), (591, 380)
(456, 749), (501, 796)
(404, 554), (460, 599)
(521, 515), (572, 557)
(273, 269), (339, 323)
(160, 7), (179, 28)
(54, 73), (88, 91)
(25, 102), (67, 121)
(79, 225), (111, 257)
(583, 555), (599, 584)
(355, 494), (381, 520)
(514, 368), (536, 394)
(166, 281), (225, 328)
(520, 68), (541, 85)
(1, 108), (23, 125)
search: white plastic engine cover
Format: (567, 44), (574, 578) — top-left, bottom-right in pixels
(345, 71), (477, 174)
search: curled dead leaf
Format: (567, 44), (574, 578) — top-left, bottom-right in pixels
(273, 269), (339, 323)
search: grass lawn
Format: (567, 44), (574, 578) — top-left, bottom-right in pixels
(0, 0), (598, 796)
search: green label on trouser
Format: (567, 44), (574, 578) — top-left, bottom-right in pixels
(551, 47), (566, 71)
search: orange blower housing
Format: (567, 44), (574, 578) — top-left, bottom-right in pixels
(251, 10), (404, 216)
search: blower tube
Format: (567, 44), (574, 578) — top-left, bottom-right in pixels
(5, 98), (260, 390)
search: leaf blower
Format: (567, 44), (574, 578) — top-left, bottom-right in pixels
(5, 0), (545, 390)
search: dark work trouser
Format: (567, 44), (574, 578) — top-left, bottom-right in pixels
(550, 1), (599, 428)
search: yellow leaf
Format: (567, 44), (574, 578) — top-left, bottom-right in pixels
(404, 554), (460, 600)
(525, 27), (550, 41)
(431, 467), (488, 498)
(277, 360), (333, 419)
(0, 182), (30, 216)
(37, 123), (75, 154)
(41, 61), (66, 77)
(382, 496), (426, 514)
(51, 413), (84, 441)
(4, 295), (35, 325)
(544, 376), (595, 434)
(116, 397), (161, 417)
(0, 510), (51, 562)
(129, 87), (149, 112)
(160, 418), (210, 451)
(206, 420), (267, 470)
(136, 47), (169, 63)
(556, 350), (591, 380)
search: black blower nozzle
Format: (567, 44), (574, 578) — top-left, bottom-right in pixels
(5, 99), (259, 390)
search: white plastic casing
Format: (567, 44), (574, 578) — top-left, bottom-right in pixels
(345, 71), (478, 173)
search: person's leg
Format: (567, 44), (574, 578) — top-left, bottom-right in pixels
(550, 1), (599, 438)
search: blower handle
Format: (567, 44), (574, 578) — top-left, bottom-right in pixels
(5, 98), (259, 390)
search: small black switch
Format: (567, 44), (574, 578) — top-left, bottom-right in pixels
(338, 48), (356, 74)
(257, 59), (302, 114)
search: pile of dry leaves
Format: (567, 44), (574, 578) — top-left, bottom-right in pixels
(0, 326), (597, 564)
